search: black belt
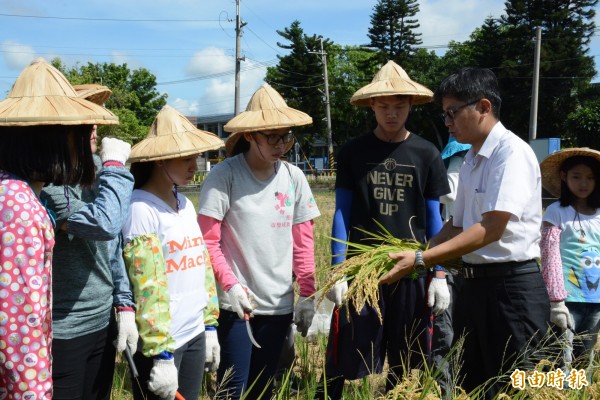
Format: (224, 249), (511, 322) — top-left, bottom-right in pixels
(461, 259), (540, 279)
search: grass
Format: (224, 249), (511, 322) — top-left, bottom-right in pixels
(112, 188), (600, 399)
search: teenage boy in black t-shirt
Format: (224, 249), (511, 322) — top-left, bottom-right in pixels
(319, 61), (450, 399)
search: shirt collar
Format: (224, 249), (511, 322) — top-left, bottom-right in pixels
(466, 121), (505, 162)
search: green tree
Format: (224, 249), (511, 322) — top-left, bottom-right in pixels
(498, 0), (598, 140)
(363, 0), (448, 149)
(435, 17), (509, 145)
(466, 17), (509, 71)
(102, 108), (149, 144)
(52, 58), (167, 143)
(327, 45), (380, 145)
(367, 0), (422, 65)
(265, 21), (333, 155)
(267, 22), (393, 157)
(565, 83), (600, 148)
(403, 49), (446, 149)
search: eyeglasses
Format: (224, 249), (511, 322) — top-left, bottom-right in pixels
(254, 131), (295, 146)
(440, 99), (480, 123)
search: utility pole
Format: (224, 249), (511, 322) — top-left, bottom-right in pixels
(529, 26), (541, 141)
(234, 0), (246, 116)
(310, 38), (334, 169)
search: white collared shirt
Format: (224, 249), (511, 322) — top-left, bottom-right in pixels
(453, 122), (542, 264)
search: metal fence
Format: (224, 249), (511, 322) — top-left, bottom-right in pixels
(192, 168), (337, 187)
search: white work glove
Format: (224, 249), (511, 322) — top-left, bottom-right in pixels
(100, 137), (131, 165)
(294, 296), (315, 337)
(326, 280), (348, 307)
(148, 358), (178, 399)
(550, 301), (572, 331)
(227, 283), (255, 319)
(114, 310), (139, 354)
(204, 328), (220, 372)
(427, 277), (450, 316)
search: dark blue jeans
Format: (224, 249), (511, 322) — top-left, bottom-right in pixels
(564, 302), (600, 368)
(131, 331), (206, 400)
(216, 309), (293, 400)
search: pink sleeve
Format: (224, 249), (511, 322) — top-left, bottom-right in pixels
(292, 220), (316, 297)
(540, 225), (567, 301)
(197, 214), (239, 292)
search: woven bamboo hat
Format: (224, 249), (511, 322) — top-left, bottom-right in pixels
(0, 58), (118, 126)
(73, 84), (112, 105)
(223, 83), (312, 155)
(540, 148), (600, 197)
(129, 105), (224, 163)
(350, 60), (433, 106)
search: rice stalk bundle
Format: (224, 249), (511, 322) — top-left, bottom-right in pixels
(318, 220), (428, 322)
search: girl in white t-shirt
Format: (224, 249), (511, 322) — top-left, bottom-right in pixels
(198, 84), (320, 400)
(540, 148), (600, 370)
(121, 106), (223, 400)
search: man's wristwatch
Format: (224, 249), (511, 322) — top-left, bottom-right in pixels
(414, 250), (426, 269)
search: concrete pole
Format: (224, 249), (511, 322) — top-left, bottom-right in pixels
(320, 38), (334, 170)
(234, 0), (242, 116)
(529, 26), (541, 141)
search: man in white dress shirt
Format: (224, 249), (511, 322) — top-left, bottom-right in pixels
(380, 67), (550, 398)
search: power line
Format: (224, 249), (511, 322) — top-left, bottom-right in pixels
(240, 0), (279, 33)
(0, 12), (224, 23)
(245, 26), (282, 55)
(1, 43), (232, 53)
(0, 49), (231, 59)
(173, 94), (253, 113)
(157, 59), (277, 85)
(267, 80), (323, 90)
(275, 66), (323, 79)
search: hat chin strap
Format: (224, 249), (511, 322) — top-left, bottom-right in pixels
(252, 135), (279, 175)
(160, 162), (181, 212)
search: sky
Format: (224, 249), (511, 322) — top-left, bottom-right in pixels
(0, 0), (598, 118)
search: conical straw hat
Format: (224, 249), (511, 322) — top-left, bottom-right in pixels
(350, 60), (433, 106)
(540, 148), (600, 198)
(74, 84), (112, 105)
(0, 58), (118, 126)
(224, 83), (312, 155)
(129, 105), (225, 163)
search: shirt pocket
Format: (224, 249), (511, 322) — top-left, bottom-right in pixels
(474, 191), (486, 214)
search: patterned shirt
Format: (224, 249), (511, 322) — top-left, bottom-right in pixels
(0, 172), (55, 399)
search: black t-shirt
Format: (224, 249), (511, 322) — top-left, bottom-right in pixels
(336, 131), (450, 244)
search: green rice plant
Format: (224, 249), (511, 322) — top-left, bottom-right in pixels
(312, 190), (336, 287)
(110, 355), (133, 400)
(273, 367), (298, 400)
(111, 188), (600, 399)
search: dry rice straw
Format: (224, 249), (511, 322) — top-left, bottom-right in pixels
(318, 219), (461, 323)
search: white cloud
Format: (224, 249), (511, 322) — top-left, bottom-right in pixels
(186, 47), (235, 77)
(418, 1), (505, 49)
(1, 40), (37, 70)
(202, 79), (236, 114)
(111, 51), (140, 69)
(170, 50), (268, 116)
(171, 97), (201, 116)
(207, 59), (266, 115)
